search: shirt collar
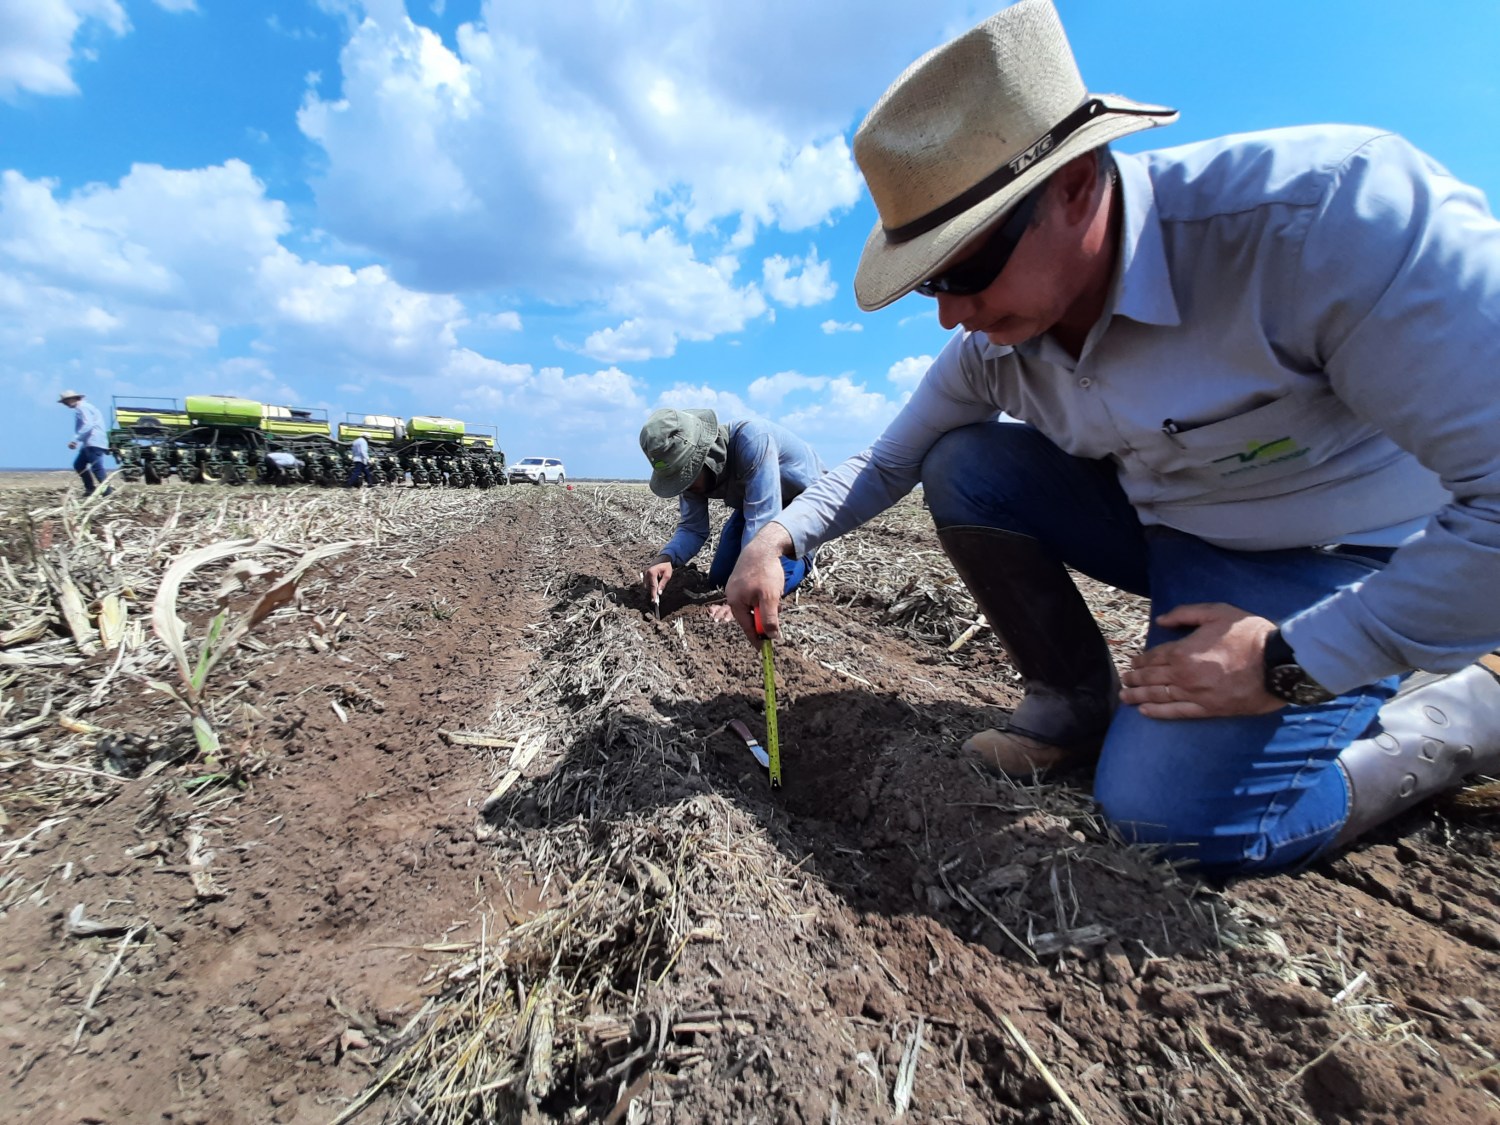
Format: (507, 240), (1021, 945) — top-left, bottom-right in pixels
(1110, 151), (1180, 329)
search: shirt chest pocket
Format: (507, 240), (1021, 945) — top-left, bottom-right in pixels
(1147, 387), (1356, 490)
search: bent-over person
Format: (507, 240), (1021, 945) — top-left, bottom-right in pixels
(641, 408), (823, 620)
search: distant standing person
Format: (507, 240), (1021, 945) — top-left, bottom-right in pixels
(641, 409), (824, 620)
(58, 390), (112, 497)
(347, 435), (374, 488)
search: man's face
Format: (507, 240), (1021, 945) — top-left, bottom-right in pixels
(927, 160), (1105, 347)
(685, 469), (708, 495)
(932, 196), (1083, 345)
(61, 397), (81, 408)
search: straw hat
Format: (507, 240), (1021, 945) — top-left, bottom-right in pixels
(58, 389), (84, 402)
(852, 0), (1177, 311)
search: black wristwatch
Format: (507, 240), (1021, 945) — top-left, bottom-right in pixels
(1262, 628), (1335, 706)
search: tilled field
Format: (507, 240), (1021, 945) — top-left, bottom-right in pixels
(1, 482), (1499, 1124)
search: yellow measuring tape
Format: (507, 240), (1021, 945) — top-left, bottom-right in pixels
(761, 636), (782, 788)
(755, 608), (782, 788)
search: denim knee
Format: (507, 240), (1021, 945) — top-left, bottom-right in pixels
(780, 555), (808, 595)
(1094, 711), (1350, 874)
(920, 422), (1050, 528)
(1094, 754), (1179, 847)
(1095, 768), (1259, 872)
(1093, 711), (1261, 862)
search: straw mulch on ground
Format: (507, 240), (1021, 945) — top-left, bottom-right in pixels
(2, 481), (1499, 1124)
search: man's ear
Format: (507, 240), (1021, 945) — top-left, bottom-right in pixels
(1051, 153), (1104, 225)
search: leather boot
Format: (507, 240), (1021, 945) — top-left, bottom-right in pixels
(937, 525), (1119, 776)
(1334, 660), (1500, 848)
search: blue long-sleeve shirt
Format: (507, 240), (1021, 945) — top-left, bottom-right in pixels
(660, 418), (824, 566)
(73, 401), (109, 450)
(776, 126), (1500, 695)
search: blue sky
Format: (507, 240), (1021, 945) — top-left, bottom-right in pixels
(4, 0), (1500, 475)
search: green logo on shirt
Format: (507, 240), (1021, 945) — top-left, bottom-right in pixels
(1212, 436), (1309, 477)
(1213, 437), (1296, 465)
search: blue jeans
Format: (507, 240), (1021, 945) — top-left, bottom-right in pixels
(74, 447), (111, 496)
(923, 422), (1399, 874)
(707, 510), (809, 595)
(347, 462), (374, 487)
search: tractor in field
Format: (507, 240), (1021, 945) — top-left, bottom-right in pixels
(109, 395), (505, 488)
(108, 395), (331, 484)
(335, 414), (507, 487)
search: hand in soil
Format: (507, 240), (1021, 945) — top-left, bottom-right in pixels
(643, 558), (672, 600)
(707, 604), (734, 624)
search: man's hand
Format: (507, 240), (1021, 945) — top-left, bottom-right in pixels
(725, 523), (794, 649)
(1120, 602), (1285, 719)
(643, 557), (672, 600)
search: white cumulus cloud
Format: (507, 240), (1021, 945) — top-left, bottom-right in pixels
(653, 383), (753, 422)
(473, 310), (522, 331)
(747, 370), (828, 410)
(821, 319), (863, 334)
(762, 246), (836, 308)
(294, 2), (912, 357)
(0, 160), (469, 381)
(779, 375), (902, 451)
(887, 355), (934, 390)
(0, 0), (127, 99)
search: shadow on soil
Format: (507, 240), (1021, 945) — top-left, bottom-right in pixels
(490, 674), (1226, 970)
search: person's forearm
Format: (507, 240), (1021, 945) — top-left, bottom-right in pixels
(657, 537), (699, 567)
(1284, 511), (1500, 692)
(744, 520), (794, 560)
(776, 451), (919, 557)
(661, 497), (710, 565)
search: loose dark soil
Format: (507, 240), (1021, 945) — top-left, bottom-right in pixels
(3, 485), (1499, 1123)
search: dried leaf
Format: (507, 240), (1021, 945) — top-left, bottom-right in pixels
(66, 903), (133, 938)
(42, 558), (97, 657)
(212, 560), (277, 604)
(151, 539), (261, 694)
(0, 649), (82, 669)
(97, 594), (126, 650)
(0, 615), (50, 648)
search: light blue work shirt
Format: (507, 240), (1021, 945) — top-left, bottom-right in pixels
(660, 418), (825, 566)
(776, 126), (1500, 695)
(73, 401), (109, 450)
(351, 436), (370, 463)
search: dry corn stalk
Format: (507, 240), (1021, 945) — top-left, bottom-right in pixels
(97, 594), (127, 651)
(36, 555), (97, 657)
(149, 537), (362, 762)
(0, 615), (50, 648)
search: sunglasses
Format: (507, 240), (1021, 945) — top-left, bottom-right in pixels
(914, 184), (1046, 298)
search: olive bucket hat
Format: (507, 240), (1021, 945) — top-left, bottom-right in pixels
(640, 408), (718, 498)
